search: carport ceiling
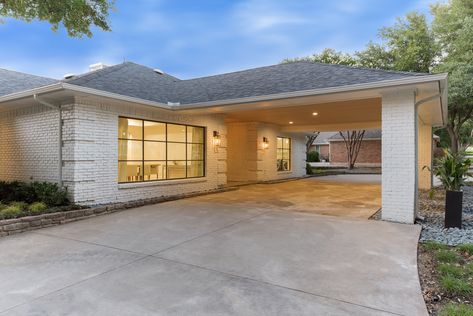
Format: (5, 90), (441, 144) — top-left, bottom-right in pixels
(224, 97), (381, 130)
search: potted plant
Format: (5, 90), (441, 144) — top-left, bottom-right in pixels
(428, 150), (472, 228)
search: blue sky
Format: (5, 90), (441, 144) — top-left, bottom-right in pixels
(0, 0), (432, 79)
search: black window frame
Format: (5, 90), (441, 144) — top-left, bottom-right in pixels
(118, 116), (206, 183)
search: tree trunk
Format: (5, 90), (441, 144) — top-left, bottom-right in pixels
(447, 124), (459, 153)
(339, 130), (365, 170)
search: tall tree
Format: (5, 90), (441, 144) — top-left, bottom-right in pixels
(282, 48), (357, 66)
(0, 0), (114, 37)
(339, 130), (366, 170)
(432, 0), (473, 152)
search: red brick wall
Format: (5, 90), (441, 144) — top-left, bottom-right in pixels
(329, 139), (381, 164)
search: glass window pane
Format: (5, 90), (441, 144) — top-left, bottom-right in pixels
(144, 121), (165, 141)
(119, 118), (142, 140)
(187, 144), (204, 160)
(277, 137), (283, 148)
(276, 149), (283, 160)
(187, 161), (204, 177)
(118, 161), (143, 182)
(118, 139), (142, 160)
(167, 124), (186, 142)
(144, 161), (166, 180)
(282, 149), (290, 160)
(284, 138), (291, 149)
(187, 126), (204, 143)
(144, 141), (166, 160)
(167, 142), (186, 160)
(167, 161), (186, 179)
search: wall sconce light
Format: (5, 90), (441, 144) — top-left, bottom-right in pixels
(213, 131), (221, 152)
(262, 137), (269, 149)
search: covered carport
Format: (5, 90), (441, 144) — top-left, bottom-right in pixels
(179, 73), (447, 224)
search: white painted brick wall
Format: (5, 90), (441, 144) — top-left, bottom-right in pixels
(381, 89), (417, 223)
(65, 98), (227, 205)
(0, 105), (60, 183)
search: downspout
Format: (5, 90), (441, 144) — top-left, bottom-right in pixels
(33, 95), (63, 187)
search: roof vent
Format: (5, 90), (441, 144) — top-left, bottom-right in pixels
(167, 102), (180, 106)
(154, 68), (164, 75)
(89, 63), (108, 72)
(63, 73), (75, 79)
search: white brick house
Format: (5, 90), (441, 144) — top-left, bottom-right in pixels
(0, 62), (447, 223)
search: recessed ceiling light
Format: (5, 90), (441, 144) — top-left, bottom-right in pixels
(289, 121), (294, 124)
(312, 112), (318, 116)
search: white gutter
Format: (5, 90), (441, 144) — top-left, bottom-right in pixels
(33, 94), (63, 187)
(0, 73), (448, 112)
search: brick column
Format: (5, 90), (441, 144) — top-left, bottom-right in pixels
(381, 89), (418, 223)
(418, 120), (433, 190)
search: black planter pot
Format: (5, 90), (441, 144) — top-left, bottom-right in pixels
(445, 190), (463, 229)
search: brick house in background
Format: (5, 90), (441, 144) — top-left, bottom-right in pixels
(311, 129), (441, 168)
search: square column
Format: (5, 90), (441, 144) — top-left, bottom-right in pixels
(381, 90), (417, 223)
(418, 120), (433, 190)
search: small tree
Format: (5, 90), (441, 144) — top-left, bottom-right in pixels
(305, 132), (320, 153)
(339, 130), (366, 170)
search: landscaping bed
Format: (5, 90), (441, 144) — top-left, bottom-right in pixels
(418, 241), (473, 315)
(417, 186), (473, 245)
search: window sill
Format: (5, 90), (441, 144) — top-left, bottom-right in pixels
(118, 177), (207, 189)
(277, 170), (292, 174)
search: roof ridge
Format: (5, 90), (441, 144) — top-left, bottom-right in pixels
(305, 61), (429, 76)
(64, 62), (130, 83)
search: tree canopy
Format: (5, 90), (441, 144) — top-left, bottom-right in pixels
(283, 1), (473, 151)
(0, 0), (114, 37)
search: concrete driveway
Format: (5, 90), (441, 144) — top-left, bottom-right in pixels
(0, 176), (426, 315)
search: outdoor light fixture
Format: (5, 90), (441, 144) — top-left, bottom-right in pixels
(262, 137), (269, 149)
(289, 121), (294, 124)
(312, 112), (318, 116)
(213, 131), (221, 146)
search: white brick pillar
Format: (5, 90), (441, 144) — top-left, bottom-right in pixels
(381, 90), (418, 223)
(418, 120), (433, 190)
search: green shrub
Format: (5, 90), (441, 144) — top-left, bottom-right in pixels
(9, 201), (29, 211)
(306, 163), (314, 175)
(0, 181), (35, 203)
(423, 240), (448, 251)
(436, 249), (460, 263)
(0, 203), (7, 211)
(0, 205), (23, 219)
(28, 202), (48, 214)
(306, 151), (320, 162)
(440, 303), (473, 316)
(458, 243), (473, 255)
(30, 182), (69, 206)
(440, 275), (472, 295)
(465, 262), (473, 276)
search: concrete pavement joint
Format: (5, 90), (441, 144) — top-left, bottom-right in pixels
(151, 209), (274, 256)
(0, 254), (151, 315)
(153, 255), (403, 316)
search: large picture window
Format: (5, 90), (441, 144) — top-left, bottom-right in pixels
(118, 117), (205, 183)
(277, 137), (291, 171)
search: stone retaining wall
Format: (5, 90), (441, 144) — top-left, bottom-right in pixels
(0, 187), (236, 237)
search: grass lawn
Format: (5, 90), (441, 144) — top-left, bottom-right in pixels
(419, 241), (473, 315)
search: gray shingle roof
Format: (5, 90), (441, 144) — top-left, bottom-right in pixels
(329, 129), (382, 140)
(1, 61), (432, 105)
(0, 68), (57, 97)
(66, 61), (430, 105)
